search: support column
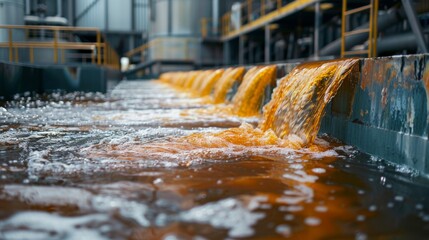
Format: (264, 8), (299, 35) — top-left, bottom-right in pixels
(401, 0), (428, 53)
(105, 0), (109, 31)
(212, 0), (219, 35)
(223, 40), (231, 65)
(265, 24), (270, 64)
(239, 35), (245, 65)
(249, 40), (254, 64)
(314, 1), (321, 59)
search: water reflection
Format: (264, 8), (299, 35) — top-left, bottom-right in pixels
(0, 78), (428, 239)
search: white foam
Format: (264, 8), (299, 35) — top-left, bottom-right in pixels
(277, 184), (314, 205)
(0, 185), (151, 227)
(356, 215), (366, 222)
(315, 206), (328, 212)
(275, 224), (291, 237)
(0, 212), (110, 240)
(312, 168), (326, 174)
(283, 170), (318, 183)
(180, 197), (265, 238)
(394, 195), (404, 202)
(304, 217), (321, 226)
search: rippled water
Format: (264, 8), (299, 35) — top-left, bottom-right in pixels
(1, 80), (429, 239)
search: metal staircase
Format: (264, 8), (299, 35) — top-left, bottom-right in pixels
(341, 0), (379, 57)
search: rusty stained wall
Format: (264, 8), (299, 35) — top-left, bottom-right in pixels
(321, 54), (429, 174)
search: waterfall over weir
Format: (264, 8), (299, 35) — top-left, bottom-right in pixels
(88, 59), (360, 163)
(158, 59), (359, 149)
(2, 58), (429, 239)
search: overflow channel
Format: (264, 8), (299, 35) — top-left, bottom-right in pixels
(0, 56), (429, 239)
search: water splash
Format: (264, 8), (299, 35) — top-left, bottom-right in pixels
(212, 67), (246, 103)
(88, 59), (359, 162)
(231, 65), (277, 117)
(174, 59), (359, 150)
(180, 66), (277, 118)
(260, 59), (359, 145)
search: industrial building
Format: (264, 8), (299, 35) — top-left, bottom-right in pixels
(1, 0), (428, 76)
(1, 0), (429, 239)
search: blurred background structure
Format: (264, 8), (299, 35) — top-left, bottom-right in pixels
(0, 0), (428, 77)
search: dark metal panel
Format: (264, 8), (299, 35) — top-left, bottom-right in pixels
(265, 24), (270, 63)
(401, 0), (428, 53)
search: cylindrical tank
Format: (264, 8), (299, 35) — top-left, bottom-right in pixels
(0, 0), (24, 61)
(151, 0), (169, 36)
(151, 0), (211, 37)
(171, 0), (192, 35)
(0, 0), (24, 25)
(149, 0), (211, 61)
(26, 0), (62, 17)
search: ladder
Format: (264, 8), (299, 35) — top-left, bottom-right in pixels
(341, 0), (379, 58)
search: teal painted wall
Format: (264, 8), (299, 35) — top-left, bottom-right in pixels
(0, 61), (121, 99)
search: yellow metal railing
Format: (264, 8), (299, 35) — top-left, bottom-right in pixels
(126, 37), (196, 63)
(125, 39), (160, 62)
(200, 17), (221, 39)
(220, 0), (286, 37)
(341, 0), (379, 57)
(0, 25), (119, 70)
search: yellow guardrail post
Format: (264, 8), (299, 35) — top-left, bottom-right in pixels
(96, 31), (101, 65)
(201, 17), (207, 38)
(227, 13), (231, 34)
(8, 28), (13, 62)
(372, 0), (378, 57)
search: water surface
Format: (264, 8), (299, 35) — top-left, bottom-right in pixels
(0, 80), (428, 239)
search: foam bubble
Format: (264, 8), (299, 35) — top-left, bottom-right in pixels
(276, 224), (291, 237)
(304, 217), (321, 226)
(0, 211), (112, 240)
(180, 197), (265, 238)
(394, 196), (404, 202)
(315, 206), (328, 212)
(283, 170), (318, 183)
(312, 168), (326, 174)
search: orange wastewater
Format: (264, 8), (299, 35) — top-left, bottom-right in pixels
(0, 59), (429, 239)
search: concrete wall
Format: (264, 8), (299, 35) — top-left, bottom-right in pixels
(319, 54), (429, 174)
(272, 55), (429, 174)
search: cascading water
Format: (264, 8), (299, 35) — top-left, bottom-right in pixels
(178, 65), (277, 118)
(1, 59), (429, 239)
(159, 59), (358, 150)
(260, 59), (359, 145)
(231, 65), (276, 117)
(212, 67), (246, 103)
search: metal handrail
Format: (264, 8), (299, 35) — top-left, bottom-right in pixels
(0, 24), (100, 31)
(341, 0), (379, 57)
(0, 25), (119, 70)
(219, 0), (287, 37)
(125, 38), (161, 59)
(125, 37), (197, 63)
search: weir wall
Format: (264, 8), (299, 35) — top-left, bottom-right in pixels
(273, 55), (429, 175)
(0, 61), (121, 99)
